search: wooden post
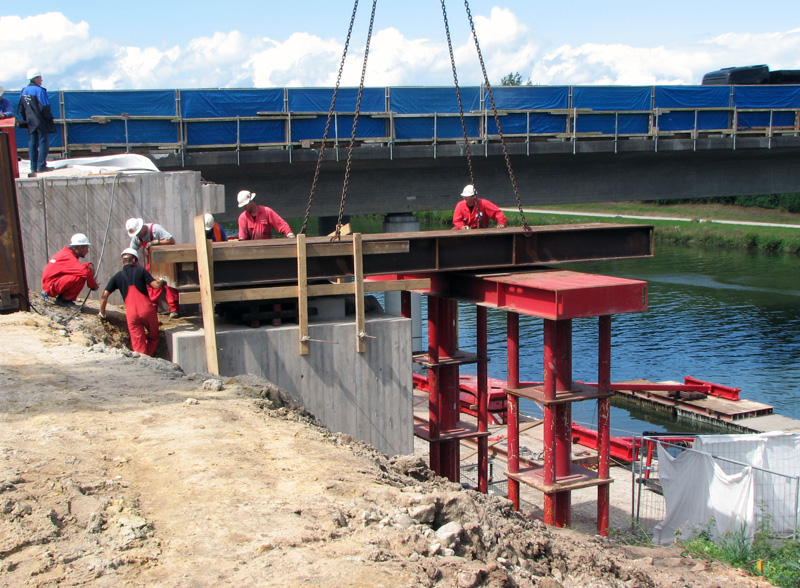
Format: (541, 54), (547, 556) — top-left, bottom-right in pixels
(296, 233), (310, 355)
(353, 233), (366, 353)
(193, 215), (219, 375)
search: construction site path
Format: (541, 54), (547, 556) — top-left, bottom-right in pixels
(0, 302), (775, 588)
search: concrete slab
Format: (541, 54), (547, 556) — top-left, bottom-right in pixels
(167, 314), (413, 456)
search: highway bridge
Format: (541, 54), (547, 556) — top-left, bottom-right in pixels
(5, 84), (800, 220)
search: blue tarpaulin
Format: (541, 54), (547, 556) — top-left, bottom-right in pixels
(288, 87), (385, 112)
(390, 87), (481, 139)
(734, 86), (800, 128)
(573, 86), (651, 134)
(654, 86), (731, 131)
(485, 86), (569, 134)
(64, 90), (175, 117)
(181, 89), (284, 117)
(3, 85), (800, 151)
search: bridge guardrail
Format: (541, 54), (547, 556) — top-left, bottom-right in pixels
(3, 85), (799, 160)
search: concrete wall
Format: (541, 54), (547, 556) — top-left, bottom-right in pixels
(167, 315), (413, 456)
(15, 171), (223, 299)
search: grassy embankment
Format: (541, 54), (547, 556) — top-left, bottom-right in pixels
(408, 202), (800, 255)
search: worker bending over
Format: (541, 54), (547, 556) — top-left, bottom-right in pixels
(99, 248), (164, 356)
(236, 190), (295, 240)
(126, 217), (180, 318)
(41, 233), (99, 307)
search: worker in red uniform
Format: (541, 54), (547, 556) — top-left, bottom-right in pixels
(40, 233), (99, 307)
(99, 248), (164, 356)
(204, 213), (228, 242)
(236, 190), (295, 240)
(452, 184), (507, 230)
(125, 217), (181, 318)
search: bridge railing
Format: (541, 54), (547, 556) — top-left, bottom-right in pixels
(4, 85), (799, 160)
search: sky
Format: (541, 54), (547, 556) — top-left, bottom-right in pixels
(2, 1), (800, 91)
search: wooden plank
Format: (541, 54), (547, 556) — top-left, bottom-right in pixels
(363, 278), (430, 293)
(156, 238), (410, 263)
(353, 233), (366, 353)
(297, 233), (309, 355)
(178, 278), (428, 305)
(194, 215), (219, 375)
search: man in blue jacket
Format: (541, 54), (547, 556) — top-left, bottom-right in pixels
(18, 69), (56, 176)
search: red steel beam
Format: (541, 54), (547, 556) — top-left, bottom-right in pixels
(370, 269), (648, 320)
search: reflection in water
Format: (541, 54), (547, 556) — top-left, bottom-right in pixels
(411, 244), (800, 436)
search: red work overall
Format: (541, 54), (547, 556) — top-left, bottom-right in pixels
(140, 224), (180, 313)
(124, 283), (160, 356)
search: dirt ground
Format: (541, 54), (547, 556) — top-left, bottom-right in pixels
(0, 295), (775, 587)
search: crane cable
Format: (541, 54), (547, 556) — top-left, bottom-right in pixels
(300, 0), (362, 236)
(332, 0), (378, 241)
(440, 0), (475, 189)
(461, 0), (531, 233)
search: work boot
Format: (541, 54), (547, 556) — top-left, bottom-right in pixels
(54, 296), (77, 309)
(169, 311), (180, 319)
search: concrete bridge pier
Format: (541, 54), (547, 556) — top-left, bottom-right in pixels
(383, 213), (423, 352)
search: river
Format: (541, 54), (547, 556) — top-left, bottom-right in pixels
(419, 244), (800, 436)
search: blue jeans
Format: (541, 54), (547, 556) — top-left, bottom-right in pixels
(28, 128), (49, 172)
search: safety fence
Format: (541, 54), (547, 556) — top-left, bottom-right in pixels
(4, 85), (800, 159)
(631, 435), (800, 544)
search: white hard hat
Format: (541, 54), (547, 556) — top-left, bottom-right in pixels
(237, 190), (255, 208)
(461, 184), (476, 198)
(27, 68), (42, 81)
(121, 247), (139, 260)
(69, 233), (91, 247)
(126, 217), (144, 237)
(204, 213), (215, 231)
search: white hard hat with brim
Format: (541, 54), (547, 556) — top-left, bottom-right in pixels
(70, 233), (91, 247)
(237, 190), (255, 207)
(27, 68), (42, 81)
(121, 247), (139, 259)
(461, 184), (476, 197)
(204, 213), (214, 231)
(126, 217), (144, 237)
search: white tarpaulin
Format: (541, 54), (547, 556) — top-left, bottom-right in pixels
(652, 432), (800, 544)
(652, 443), (754, 545)
(20, 153), (159, 176)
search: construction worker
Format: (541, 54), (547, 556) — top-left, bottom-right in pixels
(99, 248), (164, 356)
(452, 184), (507, 230)
(40, 233), (99, 307)
(236, 190), (295, 240)
(204, 213), (228, 242)
(126, 217), (181, 318)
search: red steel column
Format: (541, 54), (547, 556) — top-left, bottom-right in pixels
(477, 306), (489, 494)
(439, 297), (461, 483)
(554, 319), (573, 527)
(506, 311), (521, 509)
(597, 315), (612, 536)
(427, 295), (440, 474)
(542, 319), (557, 523)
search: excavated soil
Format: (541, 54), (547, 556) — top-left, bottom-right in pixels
(0, 295), (775, 587)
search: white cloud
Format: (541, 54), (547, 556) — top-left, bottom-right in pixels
(3, 10), (800, 91)
(248, 32), (342, 87)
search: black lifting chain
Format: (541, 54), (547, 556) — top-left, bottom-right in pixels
(462, 0), (531, 233)
(333, 0), (378, 241)
(441, 0), (475, 188)
(300, 0), (362, 236)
